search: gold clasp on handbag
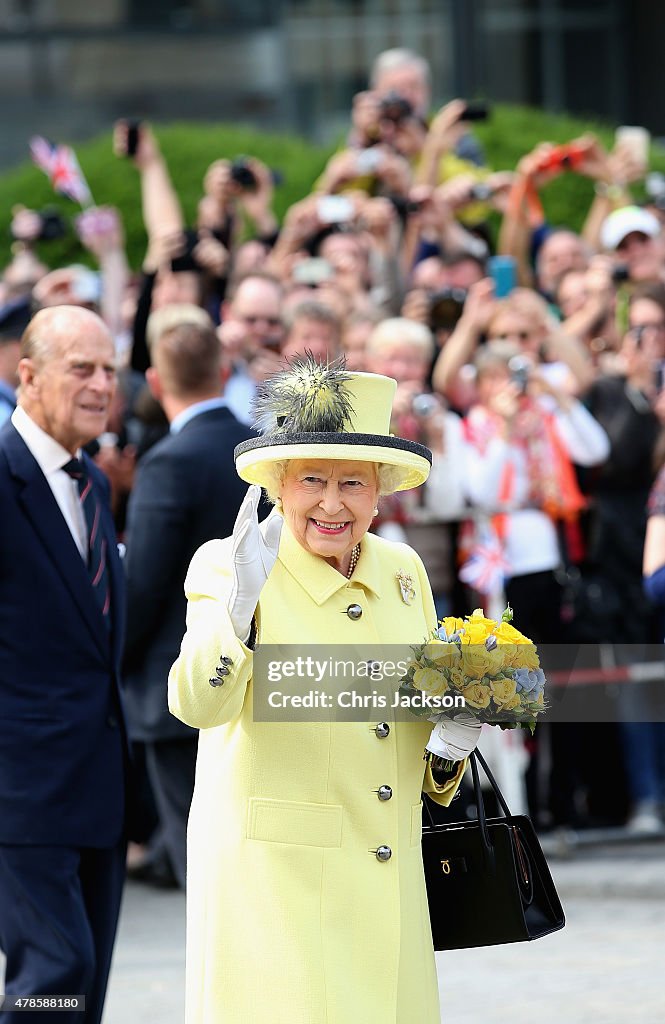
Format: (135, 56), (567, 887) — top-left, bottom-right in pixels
(440, 859), (451, 874)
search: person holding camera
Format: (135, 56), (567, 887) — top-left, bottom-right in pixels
(580, 286), (665, 638)
(599, 205), (664, 285)
(555, 255), (622, 369)
(582, 284), (665, 833)
(267, 191), (401, 318)
(460, 340), (609, 637)
(218, 271), (285, 426)
(432, 281), (595, 412)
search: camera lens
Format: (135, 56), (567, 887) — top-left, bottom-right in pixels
(470, 183), (493, 202)
(230, 159), (257, 191)
(411, 394), (438, 417)
(379, 91), (413, 123)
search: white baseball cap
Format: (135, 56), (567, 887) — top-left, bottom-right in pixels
(600, 205), (660, 250)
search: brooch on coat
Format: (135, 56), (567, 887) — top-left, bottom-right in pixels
(396, 570), (416, 605)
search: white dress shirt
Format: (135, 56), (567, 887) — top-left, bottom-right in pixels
(11, 405), (88, 559)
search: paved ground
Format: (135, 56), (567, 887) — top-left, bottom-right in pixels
(3, 835), (665, 1023)
(100, 834), (665, 1024)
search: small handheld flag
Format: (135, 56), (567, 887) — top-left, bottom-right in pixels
(29, 136), (93, 207)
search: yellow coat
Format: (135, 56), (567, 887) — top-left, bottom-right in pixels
(169, 524), (466, 1024)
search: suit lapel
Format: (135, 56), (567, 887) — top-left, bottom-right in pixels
(4, 426), (110, 659)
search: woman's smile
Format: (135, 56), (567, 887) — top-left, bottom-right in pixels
(310, 519), (351, 534)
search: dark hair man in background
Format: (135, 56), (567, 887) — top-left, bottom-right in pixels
(122, 314), (253, 887)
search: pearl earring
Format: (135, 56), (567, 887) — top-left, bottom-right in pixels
(373, 507), (379, 516)
(275, 497), (283, 509)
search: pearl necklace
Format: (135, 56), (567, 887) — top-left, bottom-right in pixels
(346, 544), (361, 579)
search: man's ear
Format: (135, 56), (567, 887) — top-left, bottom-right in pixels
(17, 357), (37, 393)
(145, 366), (162, 402)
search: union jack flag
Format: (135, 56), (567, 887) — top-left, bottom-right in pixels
(459, 528), (510, 596)
(29, 136), (92, 206)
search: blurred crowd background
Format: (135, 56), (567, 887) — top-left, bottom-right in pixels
(2, 3), (665, 885)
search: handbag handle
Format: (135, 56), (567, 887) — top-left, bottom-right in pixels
(423, 748), (514, 859)
(469, 750), (493, 856)
(473, 748), (513, 818)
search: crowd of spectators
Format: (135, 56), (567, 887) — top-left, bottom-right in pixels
(3, 46), (665, 858)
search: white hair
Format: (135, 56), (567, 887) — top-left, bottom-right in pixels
(370, 48), (430, 88)
(366, 317), (434, 359)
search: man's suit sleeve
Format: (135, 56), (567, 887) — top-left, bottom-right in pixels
(123, 447), (194, 666)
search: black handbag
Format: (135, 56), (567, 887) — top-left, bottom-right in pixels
(422, 749), (565, 950)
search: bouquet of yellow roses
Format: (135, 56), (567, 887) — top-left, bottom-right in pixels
(399, 606), (546, 758)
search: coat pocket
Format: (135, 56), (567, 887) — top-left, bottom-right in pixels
(247, 798), (343, 848)
(411, 801), (423, 847)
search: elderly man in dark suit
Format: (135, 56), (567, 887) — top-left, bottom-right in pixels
(122, 314), (252, 888)
(0, 305), (128, 1024)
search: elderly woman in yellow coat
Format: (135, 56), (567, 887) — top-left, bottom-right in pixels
(168, 361), (482, 1024)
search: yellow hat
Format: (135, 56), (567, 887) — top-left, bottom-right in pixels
(234, 358), (431, 492)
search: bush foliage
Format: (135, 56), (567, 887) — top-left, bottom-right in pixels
(1, 105), (663, 269)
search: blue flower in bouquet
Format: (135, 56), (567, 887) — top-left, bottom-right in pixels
(514, 668), (546, 701)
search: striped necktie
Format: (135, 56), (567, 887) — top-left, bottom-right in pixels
(62, 457), (111, 622)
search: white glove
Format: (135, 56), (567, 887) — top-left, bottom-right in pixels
(426, 715), (483, 761)
(228, 485), (283, 642)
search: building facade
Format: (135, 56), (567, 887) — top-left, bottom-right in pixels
(0, 0), (661, 170)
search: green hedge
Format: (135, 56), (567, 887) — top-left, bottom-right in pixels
(1, 106), (664, 270)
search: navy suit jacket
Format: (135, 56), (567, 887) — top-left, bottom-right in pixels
(0, 420), (127, 847)
(122, 405), (252, 741)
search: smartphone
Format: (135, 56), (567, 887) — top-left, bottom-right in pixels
(534, 141), (588, 174)
(292, 258), (334, 287)
(124, 119), (141, 158)
(615, 125), (650, 169)
(317, 195), (354, 225)
(487, 255), (516, 299)
(459, 101), (490, 123)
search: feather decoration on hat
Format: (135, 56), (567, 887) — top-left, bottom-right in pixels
(252, 353), (355, 435)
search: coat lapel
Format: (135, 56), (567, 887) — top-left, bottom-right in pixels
(277, 524), (383, 605)
(4, 426), (110, 659)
